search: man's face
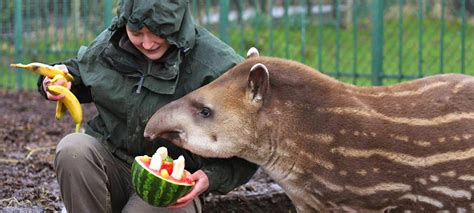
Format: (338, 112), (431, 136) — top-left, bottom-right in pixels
(126, 25), (171, 60)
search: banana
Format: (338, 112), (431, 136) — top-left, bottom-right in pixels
(49, 75), (69, 121)
(156, 147), (168, 160)
(55, 101), (66, 120)
(171, 155), (185, 180)
(47, 85), (83, 133)
(10, 62), (74, 82)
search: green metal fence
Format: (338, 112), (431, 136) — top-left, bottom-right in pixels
(1, 0), (473, 90)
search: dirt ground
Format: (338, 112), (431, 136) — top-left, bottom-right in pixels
(0, 91), (295, 213)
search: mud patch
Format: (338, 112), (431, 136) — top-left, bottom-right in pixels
(0, 91), (295, 212)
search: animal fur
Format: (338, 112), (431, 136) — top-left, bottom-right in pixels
(145, 49), (474, 212)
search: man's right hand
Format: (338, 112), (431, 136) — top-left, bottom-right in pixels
(42, 64), (72, 101)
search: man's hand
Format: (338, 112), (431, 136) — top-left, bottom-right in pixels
(42, 64), (71, 101)
(168, 170), (209, 209)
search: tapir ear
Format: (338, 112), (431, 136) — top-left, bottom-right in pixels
(246, 47), (259, 58)
(246, 63), (269, 106)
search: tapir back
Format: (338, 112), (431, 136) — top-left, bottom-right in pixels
(239, 57), (474, 212)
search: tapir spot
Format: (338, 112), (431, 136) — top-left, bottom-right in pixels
(212, 134), (217, 142)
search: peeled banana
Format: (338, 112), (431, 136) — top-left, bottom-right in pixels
(10, 62), (75, 82)
(50, 75), (68, 120)
(47, 85), (83, 133)
(171, 155), (185, 180)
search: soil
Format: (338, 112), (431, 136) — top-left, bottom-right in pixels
(0, 91), (296, 213)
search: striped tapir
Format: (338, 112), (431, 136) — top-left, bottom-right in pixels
(144, 48), (474, 212)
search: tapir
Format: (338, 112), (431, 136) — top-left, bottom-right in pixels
(144, 47), (474, 212)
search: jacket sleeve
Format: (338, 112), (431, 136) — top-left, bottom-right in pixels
(36, 57), (93, 103)
(201, 157), (258, 194)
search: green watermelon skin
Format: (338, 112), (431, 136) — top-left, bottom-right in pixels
(132, 156), (193, 207)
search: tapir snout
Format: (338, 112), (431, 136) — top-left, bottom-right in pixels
(144, 99), (186, 144)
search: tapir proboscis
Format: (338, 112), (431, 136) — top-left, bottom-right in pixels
(144, 47), (474, 212)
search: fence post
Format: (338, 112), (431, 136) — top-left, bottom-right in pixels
(14, 0), (23, 90)
(104, 0), (113, 28)
(219, 0), (229, 43)
(371, 0), (384, 86)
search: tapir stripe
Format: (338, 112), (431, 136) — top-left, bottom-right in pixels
(348, 82), (449, 97)
(345, 183), (412, 196)
(453, 79), (474, 93)
(317, 107), (474, 126)
(398, 194), (444, 208)
(429, 186), (472, 199)
(458, 175), (474, 182)
(331, 147), (474, 168)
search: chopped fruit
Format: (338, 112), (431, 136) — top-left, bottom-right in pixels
(160, 169), (170, 179)
(149, 152), (163, 171)
(161, 160), (173, 174)
(142, 155), (151, 164)
(156, 147), (168, 159)
(171, 155), (185, 180)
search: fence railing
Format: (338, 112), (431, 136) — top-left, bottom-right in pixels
(1, 0), (473, 90)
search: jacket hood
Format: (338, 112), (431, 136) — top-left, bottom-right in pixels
(110, 0), (195, 51)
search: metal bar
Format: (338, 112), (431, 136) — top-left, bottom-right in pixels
(335, 0), (341, 78)
(14, 0), (24, 90)
(317, 0), (323, 71)
(53, 0), (58, 56)
(0, 0), (3, 89)
(371, 0), (384, 86)
(192, 0), (197, 18)
(439, 0), (445, 74)
(219, 0), (229, 43)
(300, 0), (306, 63)
(269, 0), (274, 55)
(398, 0), (404, 81)
(238, 1), (245, 55)
(253, 0), (260, 47)
(72, 0), (79, 55)
(44, 0), (50, 57)
(460, 0), (466, 74)
(104, 0), (113, 28)
(23, 0), (30, 89)
(82, 0), (88, 36)
(284, 0), (289, 58)
(352, 0), (359, 85)
(417, 0), (423, 77)
(93, 0), (99, 34)
(205, 0), (210, 28)
(63, 0), (68, 58)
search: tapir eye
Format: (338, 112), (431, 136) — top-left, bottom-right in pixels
(199, 107), (212, 118)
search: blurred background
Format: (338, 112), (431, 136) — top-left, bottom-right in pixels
(0, 0), (473, 90)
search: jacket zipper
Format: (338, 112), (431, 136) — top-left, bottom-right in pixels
(136, 60), (152, 94)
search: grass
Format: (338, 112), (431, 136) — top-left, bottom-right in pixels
(1, 15), (473, 90)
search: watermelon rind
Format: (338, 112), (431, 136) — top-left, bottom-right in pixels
(132, 156), (194, 207)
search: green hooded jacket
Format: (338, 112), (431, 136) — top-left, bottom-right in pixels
(39, 0), (257, 194)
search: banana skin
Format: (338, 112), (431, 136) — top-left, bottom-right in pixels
(47, 85), (83, 133)
(10, 62), (75, 82)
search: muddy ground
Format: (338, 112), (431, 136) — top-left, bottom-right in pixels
(0, 91), (295, 213)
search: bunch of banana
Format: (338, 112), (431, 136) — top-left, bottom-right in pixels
(10, 62), (75, 81)
(47, 85), (82, 133)
(10, 62), (82, 133)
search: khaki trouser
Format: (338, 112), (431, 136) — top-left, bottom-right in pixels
(55, 133), (202, 213)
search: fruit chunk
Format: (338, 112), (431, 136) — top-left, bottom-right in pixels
(171, 155), (185, 180)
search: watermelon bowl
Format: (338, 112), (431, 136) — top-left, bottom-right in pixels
(131, 155), (195, 207)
